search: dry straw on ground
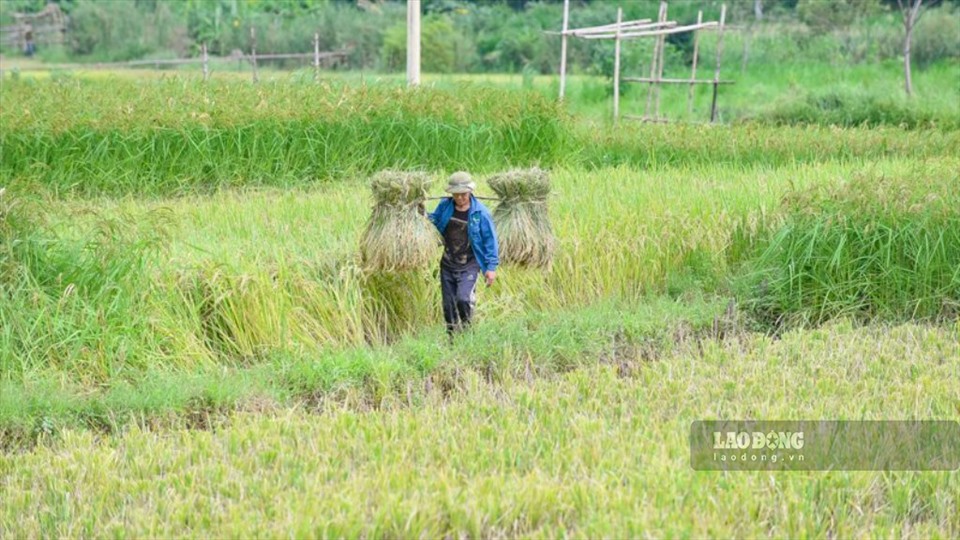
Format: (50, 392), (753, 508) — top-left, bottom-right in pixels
(488, 167), (555, 269)
(360, 171), (440, 273)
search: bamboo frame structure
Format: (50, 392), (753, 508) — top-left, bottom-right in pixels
(553, 2), (730, 124)
(5, 49), (349, 75)
(1, 4), (66, 51)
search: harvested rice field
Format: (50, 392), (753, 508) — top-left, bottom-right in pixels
(2, 69), (958, 537)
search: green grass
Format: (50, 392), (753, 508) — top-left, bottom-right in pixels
(753, 85), (960, 129)
(0, 160), (832, 381)
(2, 320), (957, 537)
(735, 158), (960, 327)
(0, 296), (729, 449)
(1, 79), (568, 196)
(3, 77), (959, 197)
(2, 69), (959, 537)
(574, 122), (959, 170)
(4, 156), (957, 385)
(413, 60), (960, 127)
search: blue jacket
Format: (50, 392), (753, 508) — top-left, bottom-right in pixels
(428, 196), (500, 274)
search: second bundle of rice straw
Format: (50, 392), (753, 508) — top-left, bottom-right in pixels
(487, 167), (555, 269)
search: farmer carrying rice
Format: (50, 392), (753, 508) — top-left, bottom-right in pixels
(423, 172), (499, 336)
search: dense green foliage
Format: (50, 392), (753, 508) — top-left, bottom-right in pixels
(736, 160), (960, 326)
(4, 77), (958, 196)
(753, 87), (960, 129)
(0, 79), (568, 196)
(4, 0), (959, 74)
(0, 193), (169, 380)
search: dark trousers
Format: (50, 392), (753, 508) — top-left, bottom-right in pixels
(440, 263), (480, 334)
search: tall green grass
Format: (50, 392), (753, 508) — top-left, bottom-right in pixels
(0, 296), (728, 448)
(576, 122), (960, 170)
(0, 160), (789, 382)
(736, 159), (960, 326)
(4, 156), (956, 387)
(752, 86), (960, 129)
(0, 192), (173, 381)
(1, 79), (568, 196)
(3, 78), (959, 197)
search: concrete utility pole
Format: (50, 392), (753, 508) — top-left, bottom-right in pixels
(407, 0), (421, 86)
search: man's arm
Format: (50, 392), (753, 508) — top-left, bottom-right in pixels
(426, 198), (447, 231)
(481, 213), (499, 285)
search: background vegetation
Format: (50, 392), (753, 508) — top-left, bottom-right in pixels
(2, 0), (958, 74)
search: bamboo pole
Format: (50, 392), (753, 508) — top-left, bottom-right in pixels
(613, 7), (622, 124)
(622, 114), (670, 123)
(688, 11), (701, 116)
(579, 21), (715, 39)
(644, 2), (666, 119)
(623, 77), (733, 84)
(202, 42), (209, 82)
(741, 25), (750, 74)
(549, 18), (653, 35)
(559, 0), (570, 100)
(314, 33), (320, 82)
(654, 2), (668, 120)
(710, 4), (727, 123)
(250, 26), (259, 83)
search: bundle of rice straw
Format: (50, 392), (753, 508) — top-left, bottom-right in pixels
(487, 167), (555, 269)
(360, 171), (440, 272)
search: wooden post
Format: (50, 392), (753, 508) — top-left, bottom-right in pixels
(559, 0), (570, 100)
(16, 18), (26, 53)
(250, 26), (259, 83)
(653, 2), (668, 120)
(202, 42), (209, 82)
(407, 0), (421, 86)
(741, 25), (751, 74)
(613, 7), (622, 124)
(688, 11), (702, 116)
(710, 4), (726, 123)
(644, 2), (666, 119)
(313, 33), (320, 83)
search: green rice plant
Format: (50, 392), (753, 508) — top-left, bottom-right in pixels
(6, 157), (952, 385)
(4, 77), (959, 198)
(360, 171), (440, 273)
(576, 123), (960, 171)
(737, 159), (960, 327)
(487, 167), (555, 269)
(0, 296), (726, 443)
(361, 270), (439, 345)
(0, 79), (570, 197)
(752, 87), (960, 130)
(0, 194), (173, 381)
